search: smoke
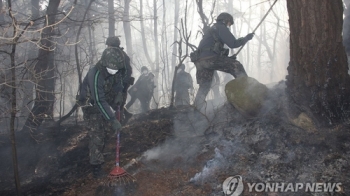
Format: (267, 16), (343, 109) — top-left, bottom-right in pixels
(189, 148), (226, 184)
(140, 109), (212, 168)
(137, 82), (287, 186)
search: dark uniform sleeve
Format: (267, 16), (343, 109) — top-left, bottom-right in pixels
(89, 69), (115, 121)
(216, 24), (246, 48)
(124, 52), (132, 82)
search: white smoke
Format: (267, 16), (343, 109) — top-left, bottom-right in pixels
(189, 148), (226, 184)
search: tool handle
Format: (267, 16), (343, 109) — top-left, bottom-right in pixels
(115, 105), (121, 166)
(116, 132), (120, 167)
(235, 0), (278, 56)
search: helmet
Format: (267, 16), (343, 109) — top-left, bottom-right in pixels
(141, 66), (149, 72)
(106, 36), (121, 47)
(216, 12), (234, 25)
(101, 47), (125, 70)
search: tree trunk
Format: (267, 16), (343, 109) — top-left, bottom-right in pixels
(8, 0), (25, 194)
(20, 0), (40, 119)
(123, 0), (133, 60)
(0, 0), (3, 23)
(170, 0), (179, 83)
(269, 3), (280, 83)
(23, 0), (61, 134)
(108, 0), (115, 37)
(195, 0), (210, 32)
(343, 0), (350, 55)
(153, 0), (159, 107)
(139, 0), (152, 64)
(286, 0), (350, 126)
(257, 5), (263, 80)
(160, 0), (168, 104)
(75, 0), (94, 88)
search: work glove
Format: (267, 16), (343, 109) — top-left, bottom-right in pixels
(110, 119), (122, 135)
(244, 33), (254, 42)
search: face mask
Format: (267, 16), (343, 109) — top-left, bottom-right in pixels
(106, 67), (118, 75)
(142, 71), (148, 75)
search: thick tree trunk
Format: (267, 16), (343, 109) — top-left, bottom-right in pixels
(8, 1), (22, 194)
(343, 0), (350, 55)
(286, 0), (350, 126)
(20, 0), (40, 118)
(23, 0), (61, 134)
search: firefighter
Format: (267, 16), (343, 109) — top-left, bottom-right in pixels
(174, 64), (193, 106)
(191, 12), (254, 110)
(125, 66), (155, 113)
(77, 36), (129, 178)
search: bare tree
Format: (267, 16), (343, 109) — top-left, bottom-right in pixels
(23, 0), (61, 135)
(7, 1), (23, 194)
(170, 0), (197, 108)
(0, 0), (4, 22)
(19, 0), (40, 119)
(170, 0), (180, 80)
(153, 0), (160, 106)
(286, 0), (350, 126)
(139, 0), (152, 64)
(343, 0), (350, 57)
(195, 0), (215, 33)
(75, 0), (94, 87)
(108, 0), (115, 37)
(123, 0), (133, 60)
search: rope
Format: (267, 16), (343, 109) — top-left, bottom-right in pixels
(235, 0), (279, 55)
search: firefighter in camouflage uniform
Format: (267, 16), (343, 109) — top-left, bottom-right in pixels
(126, 66), (155, 113)
(77, 36), (131, 178)
(174, 64), (193, 106)
(109, 39), (134, 125)
(190, 12), (255, 110)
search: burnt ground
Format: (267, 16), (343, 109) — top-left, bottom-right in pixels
(1, 82), (350, 196)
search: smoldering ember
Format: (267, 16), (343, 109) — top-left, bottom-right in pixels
(1, 0), (350, 196)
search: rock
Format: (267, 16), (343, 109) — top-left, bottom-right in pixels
(291, 112), (317, 133)
(225, 76), (268, 118)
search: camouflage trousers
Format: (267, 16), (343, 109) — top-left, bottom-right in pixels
(84, 113), (114, 165)
(126, 94), (151, 113)
(194, 56), (247, 110)
(175, 90), (190, 106)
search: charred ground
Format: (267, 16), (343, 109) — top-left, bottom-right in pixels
(1, 82), (350, 196)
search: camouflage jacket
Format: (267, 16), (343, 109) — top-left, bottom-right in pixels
(79, 47), (133, 120)
(197, 23), (246, 59)
(174, 70), (193, 92)
(128, 72), (155, 99)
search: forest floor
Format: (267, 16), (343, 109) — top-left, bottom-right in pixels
(1, 82), (350, 196)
